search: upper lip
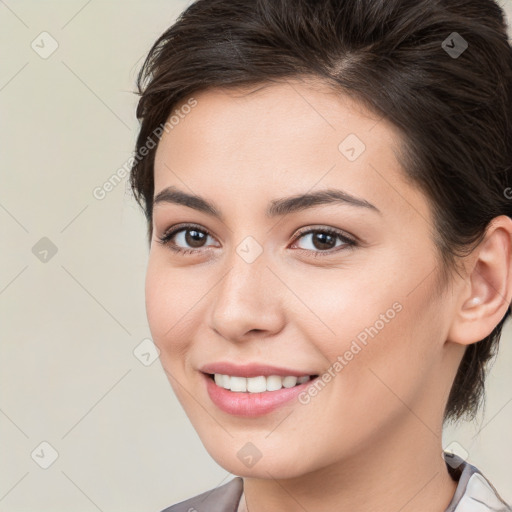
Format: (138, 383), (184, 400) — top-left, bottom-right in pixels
(199, 362), (318, 378)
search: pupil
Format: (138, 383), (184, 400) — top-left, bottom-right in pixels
(186, 229), (206, 248)
(314, 232), (335, 250)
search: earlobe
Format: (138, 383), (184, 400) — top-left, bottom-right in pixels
(447, 215), (512, 346)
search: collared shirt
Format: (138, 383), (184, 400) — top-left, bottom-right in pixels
(161, 454), (511, 512)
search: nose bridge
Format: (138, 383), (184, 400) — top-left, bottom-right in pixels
(217, 243), (271, 311)
(208, 239), (284, 339)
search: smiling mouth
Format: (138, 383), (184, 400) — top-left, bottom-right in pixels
(206, 372), (319, 393)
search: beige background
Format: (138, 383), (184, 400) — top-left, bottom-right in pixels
(1, 1), (511, 510)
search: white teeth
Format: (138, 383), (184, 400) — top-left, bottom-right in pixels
(230, 376), (247, 392)
(212, 373), (313, 393)
(266, 375), (283, 391)
(282, 376), (297, 388)
(247, 376), (267, 393)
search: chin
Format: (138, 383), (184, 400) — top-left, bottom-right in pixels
(203, 442), (315, 480)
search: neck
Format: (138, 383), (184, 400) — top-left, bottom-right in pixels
(240, 415), (457, 512)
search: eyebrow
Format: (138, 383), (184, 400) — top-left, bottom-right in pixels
(153, 186), (381, 220)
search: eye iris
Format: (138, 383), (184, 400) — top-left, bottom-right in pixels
(312, 232), (336, 250)
(185, 229), (207, 248)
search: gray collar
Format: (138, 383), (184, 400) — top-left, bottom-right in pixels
(443, 453), (511, 511)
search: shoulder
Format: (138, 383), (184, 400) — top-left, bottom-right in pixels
(444, 454), (511, 512)
(159, 476), (244, 512)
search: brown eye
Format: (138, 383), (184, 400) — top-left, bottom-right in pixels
(307, 231), (337, 250)
(157, 224), (217, 254)
(182, 228), (208, 248)
(292, 227), (356, 256)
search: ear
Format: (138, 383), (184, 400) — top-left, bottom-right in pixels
(446, 215), (512, 346)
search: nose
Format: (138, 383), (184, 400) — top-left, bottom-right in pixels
(208, 251), (286, 342)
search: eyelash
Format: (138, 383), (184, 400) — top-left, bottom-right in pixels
(156, 223), (357, 258)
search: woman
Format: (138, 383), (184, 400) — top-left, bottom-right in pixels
(129, 0), (512, 510)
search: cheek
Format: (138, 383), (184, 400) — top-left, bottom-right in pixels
(277, 259), (401, 355)
(326, 271), (445, 424)
(144, 256), (200, 355)
(290, 250), (443, 402)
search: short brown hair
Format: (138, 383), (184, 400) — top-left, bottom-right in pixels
(129, 0), (512, 423)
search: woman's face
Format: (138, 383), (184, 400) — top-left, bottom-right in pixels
(146, 79), (461, 478)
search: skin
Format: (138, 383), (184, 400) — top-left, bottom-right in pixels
(145, 77), (512, 512)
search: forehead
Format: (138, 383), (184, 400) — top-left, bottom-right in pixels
(153, 78), (430, 224)
(163, 78), (394, 155)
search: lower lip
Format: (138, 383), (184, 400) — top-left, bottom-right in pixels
(202, 372), (318, 417)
